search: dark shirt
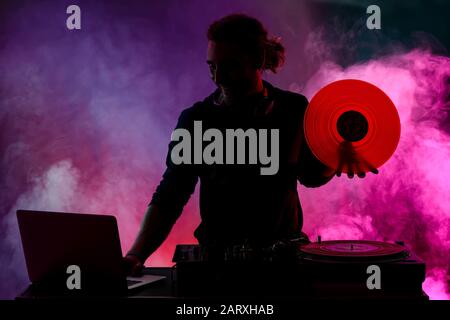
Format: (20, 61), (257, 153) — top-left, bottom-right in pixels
(149, 81), (332, 248)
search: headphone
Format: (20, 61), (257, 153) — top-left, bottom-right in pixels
(258, 47), (266, 71)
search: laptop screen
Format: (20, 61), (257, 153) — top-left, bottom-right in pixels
(16, 210), (127, 294)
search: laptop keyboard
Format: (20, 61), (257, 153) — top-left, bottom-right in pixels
(127, 279), (142, 286)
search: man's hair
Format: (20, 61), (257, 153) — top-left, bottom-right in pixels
(207, 14), (285, 73)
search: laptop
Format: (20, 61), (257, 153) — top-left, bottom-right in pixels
(16, 210), (165, 296)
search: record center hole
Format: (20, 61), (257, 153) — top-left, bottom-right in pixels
(337, 110), (369, 142)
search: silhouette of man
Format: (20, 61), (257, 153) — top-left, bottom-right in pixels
(124, 14), (364, 275)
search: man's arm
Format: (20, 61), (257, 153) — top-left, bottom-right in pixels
(126, 204), (178, 263)
(298, 139), (335, 187)
(124, 108), (199, 275)
(124, 166), (197, 276)
(127, 162), (199, 262)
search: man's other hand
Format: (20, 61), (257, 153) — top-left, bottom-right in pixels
(335, 141), (379, 179)
(123, 254), (144, 277)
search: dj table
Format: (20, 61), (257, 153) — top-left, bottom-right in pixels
(171, 241), (428, 300)
(17, 240), (429, 301)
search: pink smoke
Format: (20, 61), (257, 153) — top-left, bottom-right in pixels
(295, 50), (450, 299)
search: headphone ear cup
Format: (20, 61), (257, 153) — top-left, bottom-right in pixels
(254, 49), (266, 70)
(260, 48), (266, 70)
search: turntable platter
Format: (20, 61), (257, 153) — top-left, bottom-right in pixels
(299, 240), (408, 262)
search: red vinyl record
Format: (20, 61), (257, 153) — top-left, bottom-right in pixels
(304, 79), (401, 173)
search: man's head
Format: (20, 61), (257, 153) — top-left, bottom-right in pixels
(206, 14), (285, 101)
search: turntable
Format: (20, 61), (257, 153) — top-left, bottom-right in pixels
(296, 239), (427, 299)
(172, 239), (427, 300)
